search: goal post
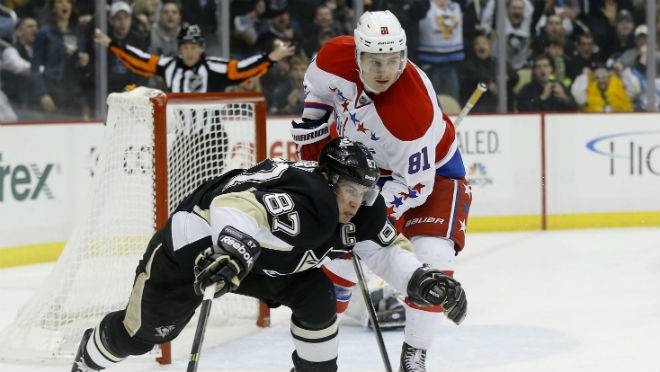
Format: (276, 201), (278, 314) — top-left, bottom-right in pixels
(0, 88), (270, 363)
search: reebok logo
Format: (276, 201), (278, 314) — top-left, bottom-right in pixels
(220, 236), (255, 267)
(0, 153), (56, 202)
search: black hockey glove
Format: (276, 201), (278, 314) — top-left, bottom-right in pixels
(193, 226), (261, 298)
(407, 265), (467, 325)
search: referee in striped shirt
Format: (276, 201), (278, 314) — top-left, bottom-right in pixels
(94, 24), (294, 92)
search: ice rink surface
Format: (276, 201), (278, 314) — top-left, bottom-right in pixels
(1, 227), (659, 372)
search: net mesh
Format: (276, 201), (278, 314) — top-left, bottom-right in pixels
(0, 88), (261, 361)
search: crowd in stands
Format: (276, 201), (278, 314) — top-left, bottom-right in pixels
(0, 0), (658, 121)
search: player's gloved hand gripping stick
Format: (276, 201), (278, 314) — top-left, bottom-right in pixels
(188, 226), (261, 372)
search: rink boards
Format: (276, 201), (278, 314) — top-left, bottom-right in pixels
(1, 112), (659, 266)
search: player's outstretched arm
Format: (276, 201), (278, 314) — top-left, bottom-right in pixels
(193, 226), (261, 298)
(407, 266), (467, 325)
(94, 28), (161, 78)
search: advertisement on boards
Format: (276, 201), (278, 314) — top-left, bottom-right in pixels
(457, 114), (542, 217)
(545, 113), (660, 214)
(0, 124), (104, 247)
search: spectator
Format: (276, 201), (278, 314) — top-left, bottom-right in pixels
(303, 4), (340, 57)
(630, 45), (660, 111)
(516, 53), (577, 112)
(231, 0), (266, 58)
(31, 0), (91, 119)
(312, 27), (334, 58)
(417, 0), (464, 100)
(256, 0), (304, 55)
(617, 24), (646, 69)
(565, 32), (603, 80)
(577, 0), (634, 45)
(481, 0), (535, 69)
(329, 0), (354, 35)
(532, 14), (573, 57)
(600, 9), (635, 62)
(287, 0), (323, 35)
(370, 0), (430, 63)
(0, 86), (17, 122)
(106, 1), (149, 93)
(150, 0), (182, 56)
(544, 40), (572, 88)
(532, 0), (580, 38)
(1, 17), (38, 118)
(570, 62), (636, 112)
(270, 53), (307, 114)
(459, 32), (518, 112)
(180, 0), (218, 52)
(2, 0), (45, 20)
(133, 0), (160, 40)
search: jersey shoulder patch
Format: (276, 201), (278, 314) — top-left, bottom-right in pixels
(374, 63), (434, 141)
(314, 36), (359, 83)
(351, 195), (392, 246)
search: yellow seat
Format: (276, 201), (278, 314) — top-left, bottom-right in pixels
(513, 68), (532, 94)
(438, 94), (461, 115)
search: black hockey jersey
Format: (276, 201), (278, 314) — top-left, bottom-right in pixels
(171, 159), (401, 278)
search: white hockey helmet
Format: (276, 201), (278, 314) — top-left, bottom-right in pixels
(354, 11), (407, 92)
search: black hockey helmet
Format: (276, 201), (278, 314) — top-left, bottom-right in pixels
(178, 24), (205, 46)
(318, 138), (380, 205)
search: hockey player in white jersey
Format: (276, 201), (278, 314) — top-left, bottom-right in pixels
(291, 10), (472, 372)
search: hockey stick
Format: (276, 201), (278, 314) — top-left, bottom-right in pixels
(453, 82), (487, 128)
(352, 255), (393, 372)
(187, 284), (217, 372)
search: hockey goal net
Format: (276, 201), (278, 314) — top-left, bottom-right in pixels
(0, 88), (270, 363)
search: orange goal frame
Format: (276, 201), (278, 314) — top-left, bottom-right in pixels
(151, 92), (270, 364)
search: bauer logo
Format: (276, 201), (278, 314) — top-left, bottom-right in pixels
(0, 153), (58, 202)
(585, 131), (660, 176)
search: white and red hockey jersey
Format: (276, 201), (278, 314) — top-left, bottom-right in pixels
(303, 36), (466, 218)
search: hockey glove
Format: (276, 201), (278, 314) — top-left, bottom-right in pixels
(407, 265), (467, 325)
(193, 226), (261, 298)
(290, 111), (332, 161)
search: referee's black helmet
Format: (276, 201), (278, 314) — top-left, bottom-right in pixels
(178, 24), (205, 46)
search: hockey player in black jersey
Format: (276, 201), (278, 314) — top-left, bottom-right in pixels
(71, 138), (467, 372)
